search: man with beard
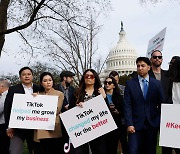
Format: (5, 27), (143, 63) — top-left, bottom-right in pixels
(149, 50), (171, 154)
(149, 50), (170, 101)
(55, 71), (76, 153)
(55, 71), (75, 112)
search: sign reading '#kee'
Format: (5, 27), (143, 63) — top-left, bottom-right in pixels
(60, 95), (117, 148)
(160, 104), (180, 148)
(9, 94), (58, 130)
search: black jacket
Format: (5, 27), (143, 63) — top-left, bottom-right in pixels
(4, 83), (39, 138)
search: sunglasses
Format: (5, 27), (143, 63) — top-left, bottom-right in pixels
(152, 56), (162, 59)
(84, 74), (95, 79)
(104, 81), (113, 85)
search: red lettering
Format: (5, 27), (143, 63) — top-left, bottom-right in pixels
(91, 119), (108, 129)
(166, 122), (180, 129)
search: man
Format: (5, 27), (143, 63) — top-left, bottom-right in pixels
(54, 70), (76, 153)
(149, 50), (172, 154)
(4, 67), (39, 154)
(55, 70), (76, 112)
(149, 50), (170, 102)
(0, 79), (11, 154)
(124, 57), (164, 154)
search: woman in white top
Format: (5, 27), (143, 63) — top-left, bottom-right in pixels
(168, 56), (180, 104)
(167, 56), (180, 154)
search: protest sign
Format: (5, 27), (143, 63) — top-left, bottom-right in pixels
(146, 27), (166, 58)
(159, 104), (180, 148)
(60, 95), (117, 148)
(9, 94), (58, 130)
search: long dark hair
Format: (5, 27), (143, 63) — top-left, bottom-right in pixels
(104, 77), (120, 97)
(39, 72), (54, 92)
(75, 69), (101, 103)
(168, 56), (180, 82)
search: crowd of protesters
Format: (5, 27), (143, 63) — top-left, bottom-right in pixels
(0, 50), (180, 154)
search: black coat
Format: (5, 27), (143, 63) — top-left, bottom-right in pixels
(54, 84), (76, 112)
(4, 83), (39, 138)
(149, 69), (171, 103)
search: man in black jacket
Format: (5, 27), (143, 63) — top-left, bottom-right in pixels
(4, 67), (39, 154)
(55, 71), (76, 112)
(54, 71), (76, 153)
(149, 50), (172, 154)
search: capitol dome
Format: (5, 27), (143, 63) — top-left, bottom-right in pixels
(105, 22), (138, 76)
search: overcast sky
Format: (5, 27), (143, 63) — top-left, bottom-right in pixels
(0, 0), (180, 75)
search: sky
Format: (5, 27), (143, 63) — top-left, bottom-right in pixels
(0, 0), (180, 75)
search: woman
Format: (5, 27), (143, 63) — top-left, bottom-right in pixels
(168, 56), (180, 104)
(166, 56), (180, 154)
(74, 69), (106, 154)
(34, 72), (64, 154)
(104, 76), (124, 154)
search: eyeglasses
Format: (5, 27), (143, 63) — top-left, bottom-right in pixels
(84, 74), (95, 79)
(152, 56), (162, 59)
(104, 81), (113, 85)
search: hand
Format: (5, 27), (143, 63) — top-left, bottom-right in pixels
(112, 109), (119, 114)
(32, 93), (38, 97)
(64, 104), (69, 110)
(98, 87), (106, 98)
(76, 102), (84, 108)
(6, 128), (14, 138)
(127, 126), (135, 134)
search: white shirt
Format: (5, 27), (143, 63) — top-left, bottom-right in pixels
(172, 82), (180, 104)
(0, 90), (8, 124)
(22, 84), (33, 95)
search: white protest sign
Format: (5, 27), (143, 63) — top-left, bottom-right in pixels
(9, 94), (58, 130)
(159, 104), (180, 148)
(146, 27), (166, 58)
(60, 95), (117, 148)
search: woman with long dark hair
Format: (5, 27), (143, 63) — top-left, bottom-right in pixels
(165, 56), (180, 154)
(34, 72), (64, 154)
(74, 69), (106, 154)
(104, 76), (125, 154)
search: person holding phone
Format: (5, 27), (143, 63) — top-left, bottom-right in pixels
(104, 76), (124, 154)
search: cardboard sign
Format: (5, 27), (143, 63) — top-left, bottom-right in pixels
(60, 95), (117, 148)
(9, 94), (58, 130)
(159, 104), (180, 148)
(146, 27), (166, 58)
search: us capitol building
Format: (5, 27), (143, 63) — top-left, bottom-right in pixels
(100, 22), (138, 80)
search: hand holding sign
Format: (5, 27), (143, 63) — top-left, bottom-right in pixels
(60, 95), (117, 148)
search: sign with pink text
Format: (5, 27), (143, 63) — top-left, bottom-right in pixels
(9, 94), (58, 130)
(160, 104), (180, 148)
(60, 95), (117, 148)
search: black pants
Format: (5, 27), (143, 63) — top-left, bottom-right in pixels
(119, 123), (129, 154)
(162, 147), (180, 154)
(106, 129), (119, 154)
(0, 124), (10, 154)
(74, 135), (107, 154)
(34, 137), (63, 154)
(61, 121), (75, 154)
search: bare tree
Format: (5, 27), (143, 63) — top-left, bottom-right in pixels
(41, 12), (101, 81)
(0, 0), (110, 56)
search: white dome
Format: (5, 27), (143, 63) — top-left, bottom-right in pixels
(106, 22), (138, 76)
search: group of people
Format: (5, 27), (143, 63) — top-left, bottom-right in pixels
(0, 49), (179, 154)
